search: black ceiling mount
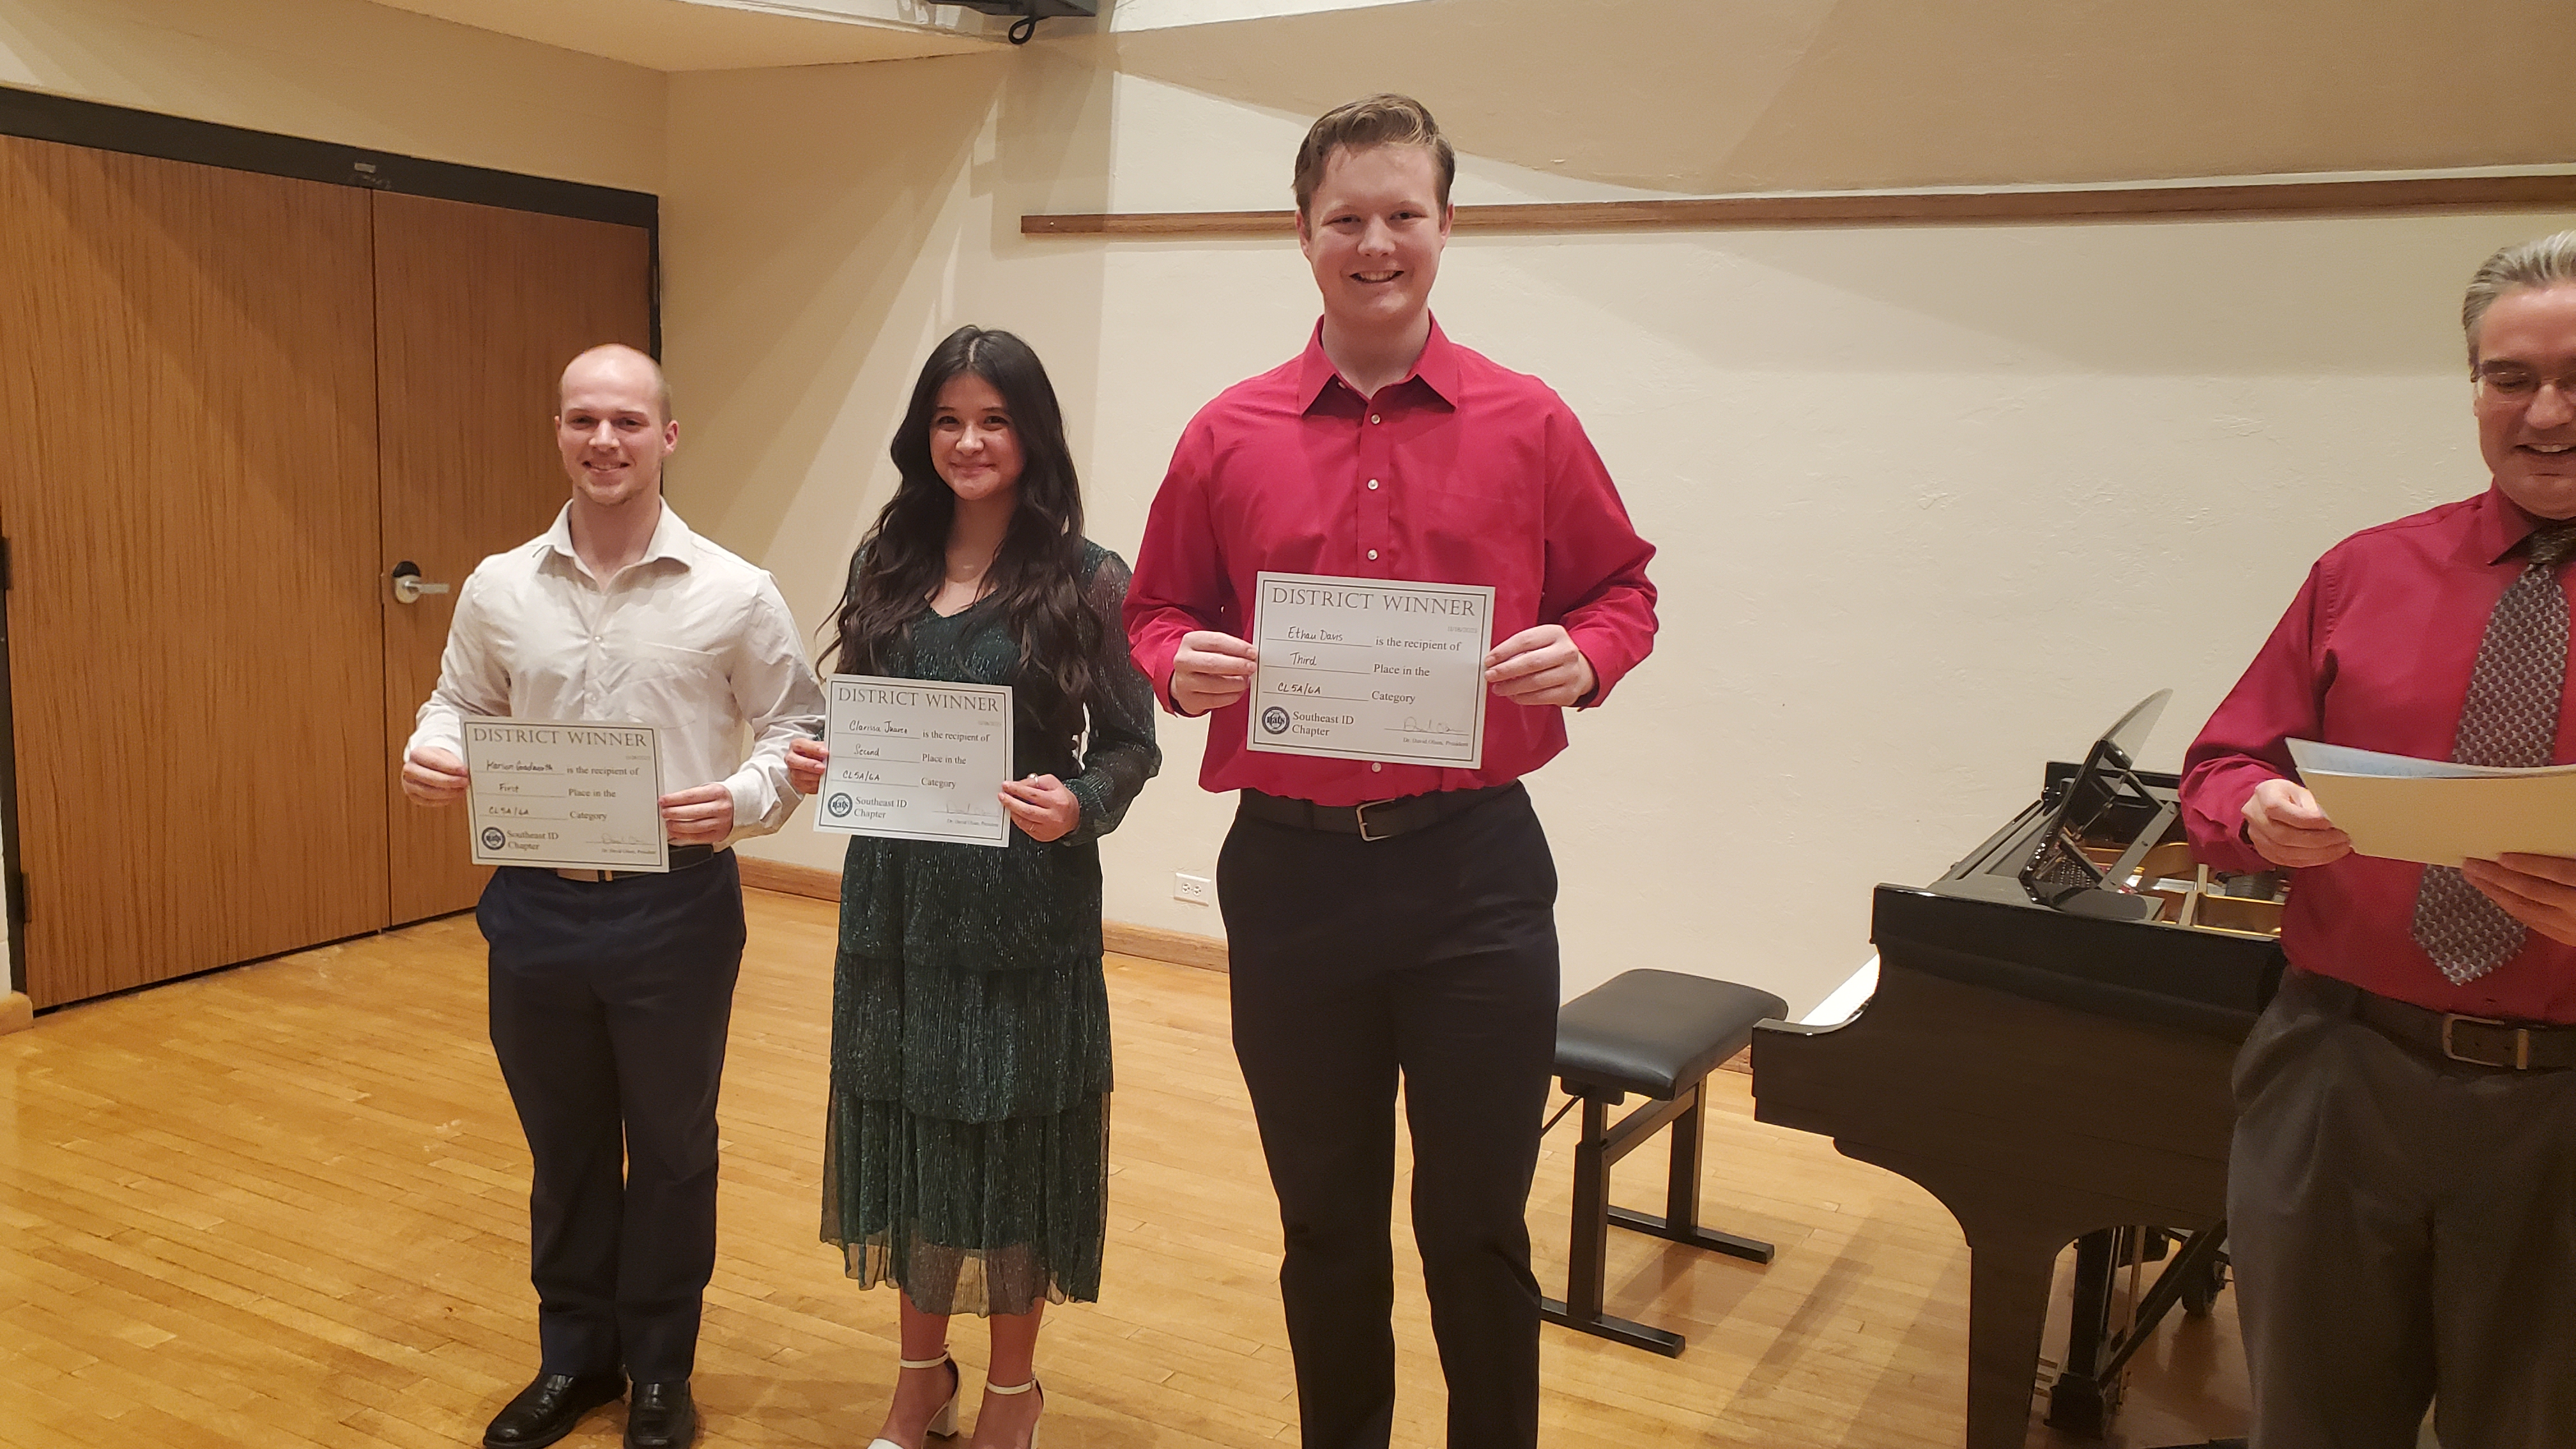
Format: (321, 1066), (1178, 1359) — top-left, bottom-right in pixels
(948, 0), (1099, 45)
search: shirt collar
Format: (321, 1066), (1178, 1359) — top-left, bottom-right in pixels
(2473, 484), (2557, 566)
(540, 499), (697, 575)
(1296, 314), (1464, 413)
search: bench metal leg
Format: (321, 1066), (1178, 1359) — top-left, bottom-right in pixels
(1540, 1080), (1775, 1356)
(1541, 1094), (1689, 1356)
(1609, 1084), (1775, 1264)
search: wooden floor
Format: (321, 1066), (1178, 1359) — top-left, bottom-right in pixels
(0, 891), (2247, 1447)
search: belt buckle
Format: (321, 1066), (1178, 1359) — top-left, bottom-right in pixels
(1353, 797), (1401, 843)
(2441, 1012), (2533, 1070)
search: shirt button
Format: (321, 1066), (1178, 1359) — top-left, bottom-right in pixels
(1371, 762), (1383, 772)
(1367, 479), (1380, 490)
(1367, 549), (1379, 560)
(1370, 414), (1382, 424)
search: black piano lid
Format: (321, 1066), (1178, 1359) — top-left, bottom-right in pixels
(1873, 884), (2278, 1036)
(1873, 689), (2283, 1036)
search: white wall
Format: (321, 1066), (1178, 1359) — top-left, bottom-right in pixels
(663, 49), (2576, 1018)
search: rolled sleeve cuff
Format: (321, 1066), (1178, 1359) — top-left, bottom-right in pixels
(724, 766), (785, 837)
(2182, 761), (2277, 875)
(1564, 621), (1643, 709)
(1135, 638), (1186, 716)
(405, 709), (466, 766)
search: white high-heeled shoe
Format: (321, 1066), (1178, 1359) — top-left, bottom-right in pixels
(982, 1375), (1043, 1449)
(866, 1352), (961, 1448)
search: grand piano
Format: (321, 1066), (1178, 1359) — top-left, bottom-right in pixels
(1752, 693), (2281, 1447)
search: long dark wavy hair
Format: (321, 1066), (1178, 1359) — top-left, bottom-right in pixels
(824, 326), (1099, 755)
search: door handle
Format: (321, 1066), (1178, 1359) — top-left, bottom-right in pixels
(390, 560), (452, 605)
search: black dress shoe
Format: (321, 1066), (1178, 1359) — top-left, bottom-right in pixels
(624, 1381), (696, 1449)
(484, 1371), (625, 1449)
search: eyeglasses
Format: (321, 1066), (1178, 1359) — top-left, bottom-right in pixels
(2475, 364), (2576, 404)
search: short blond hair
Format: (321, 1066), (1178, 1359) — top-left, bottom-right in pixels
(2464, 231), (2576, 372)
(1291, 93), (1455, 218)
(559, 342), (672, 422)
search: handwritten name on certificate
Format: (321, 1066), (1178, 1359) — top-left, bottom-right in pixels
(813, 675), (1015, 848)
(1248, 572), (1494, 769)
(464, 719), (668, 871)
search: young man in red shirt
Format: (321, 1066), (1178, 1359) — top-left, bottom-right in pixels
(1126, 95), (1657, 1449)
(2183, 233), (2576, 1447)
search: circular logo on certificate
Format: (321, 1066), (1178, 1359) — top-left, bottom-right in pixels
(479, 827), (507, 851)
(827, 793), (855, 818)
(1261, 705), (1291, 736)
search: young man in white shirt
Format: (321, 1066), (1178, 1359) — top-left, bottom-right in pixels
(402, 344), (824, 1449)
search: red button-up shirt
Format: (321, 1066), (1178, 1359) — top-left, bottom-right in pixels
(2182, 485), (2576, 1022)
(1125, 319), (1657, 806)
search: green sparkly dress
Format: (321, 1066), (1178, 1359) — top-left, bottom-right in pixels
(821, 542), (1160, 1316)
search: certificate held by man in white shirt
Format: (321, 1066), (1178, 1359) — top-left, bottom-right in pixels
(464, 719), (670, 871)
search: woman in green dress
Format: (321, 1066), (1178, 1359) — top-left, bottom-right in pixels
(786, 326), (1158, 1449)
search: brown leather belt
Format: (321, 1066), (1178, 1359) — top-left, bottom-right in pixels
(1238, 784), (1516, 842)
(553, 843), (719, 884)
(2350, 986), (2576, 1071)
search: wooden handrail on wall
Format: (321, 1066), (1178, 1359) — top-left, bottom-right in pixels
(1022, 173), (2576, 238)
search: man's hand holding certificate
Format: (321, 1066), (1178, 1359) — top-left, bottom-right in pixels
(1248, 572), (1495, 769)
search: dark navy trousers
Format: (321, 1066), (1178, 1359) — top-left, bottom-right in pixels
(479, 853), (746, 1383)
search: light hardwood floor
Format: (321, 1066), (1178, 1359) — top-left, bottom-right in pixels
(0, 891), (2245, 1446)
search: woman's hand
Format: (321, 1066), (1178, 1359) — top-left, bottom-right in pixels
(1000, 774), (1080, 843)
(787, 736), (829, 796)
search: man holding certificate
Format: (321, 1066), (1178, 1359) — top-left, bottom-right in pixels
(2181, 234), (2576, 1446)
(401, 344), (825, 1449)
(1124, 95), (1656, 1449)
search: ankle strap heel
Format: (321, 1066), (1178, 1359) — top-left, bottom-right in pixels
(868, 1353), (960, 1446)
(983, 1376), (1043, 1449)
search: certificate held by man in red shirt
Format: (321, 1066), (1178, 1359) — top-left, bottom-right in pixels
(1123, 93), (1654, 1449)
(1245, 571), (1496, 768)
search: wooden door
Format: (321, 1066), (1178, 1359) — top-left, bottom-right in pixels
(0, 137), (387, 1007)
(374, 193), (653, 926)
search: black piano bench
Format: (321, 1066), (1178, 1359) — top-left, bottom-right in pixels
(1540, 969), (1787, 1356)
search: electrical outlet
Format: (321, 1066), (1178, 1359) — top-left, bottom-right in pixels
(1173, 872), (1213, 905)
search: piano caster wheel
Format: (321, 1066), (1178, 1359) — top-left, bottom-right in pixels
(2181, 1255), (2227, 1318)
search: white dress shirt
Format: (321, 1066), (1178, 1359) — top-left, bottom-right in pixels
(407, 502), (827, 841)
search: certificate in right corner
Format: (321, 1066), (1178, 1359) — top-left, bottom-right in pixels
(1247, 571), (1494, 769)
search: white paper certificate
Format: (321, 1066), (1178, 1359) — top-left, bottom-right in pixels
(464, 719), (669, 871)
(813, 675), (1015, 848)
(1248, 572), (1494, 769)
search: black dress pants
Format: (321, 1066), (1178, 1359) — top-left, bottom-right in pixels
(1217, 785), (1560, 1449)
(480, 854), (746, 1383)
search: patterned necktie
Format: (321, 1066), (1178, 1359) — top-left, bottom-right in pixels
(2410, 522), (2576, 983)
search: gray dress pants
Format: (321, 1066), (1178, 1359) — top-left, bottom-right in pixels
(2229, 967), (2576, 1449)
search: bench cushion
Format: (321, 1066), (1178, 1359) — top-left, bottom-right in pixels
(1555, 969), (1789, 1100)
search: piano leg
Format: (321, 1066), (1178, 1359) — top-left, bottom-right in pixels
(2048, 1227), (2127, 1436)
(1965, 1234), (2060, 1449)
